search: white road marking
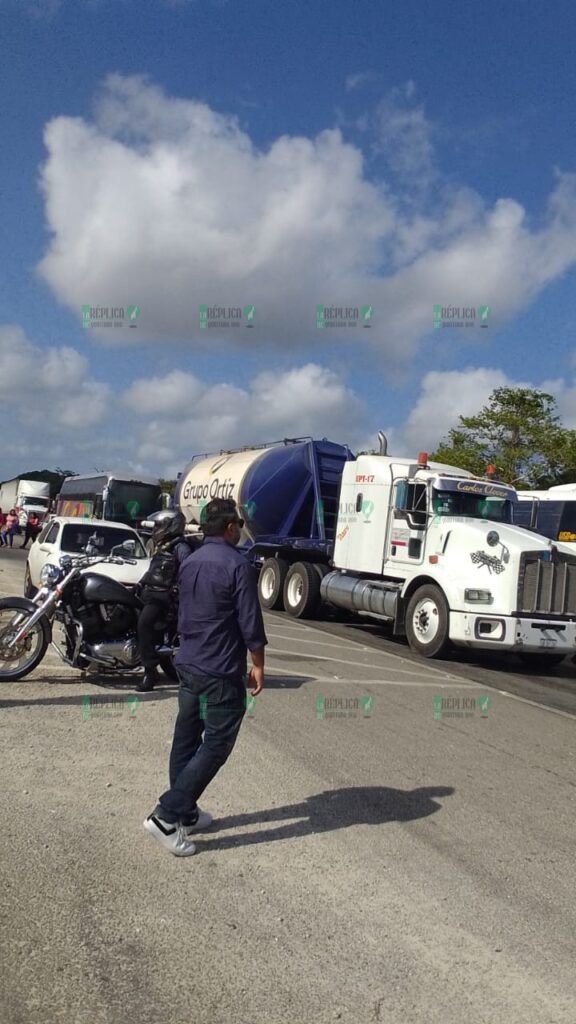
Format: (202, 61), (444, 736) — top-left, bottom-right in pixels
(265, 668), (475, 688)
(266, 646), (461, 680)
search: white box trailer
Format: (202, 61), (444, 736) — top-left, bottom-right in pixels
(0, 478), (51, 526)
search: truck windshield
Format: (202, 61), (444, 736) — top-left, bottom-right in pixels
(107, 481), (162, 522)
(432, 489), (512, 523)
(22, 496), (50, 508)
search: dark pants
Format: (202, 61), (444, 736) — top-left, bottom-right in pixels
(21, 526), (39, 549)
(138, 597), (169, 669)
(155, 668), (246, 825)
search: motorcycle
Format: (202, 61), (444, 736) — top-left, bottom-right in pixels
(0, 554), (178, 682)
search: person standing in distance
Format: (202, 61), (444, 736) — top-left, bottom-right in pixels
(144, 497), (267, 856)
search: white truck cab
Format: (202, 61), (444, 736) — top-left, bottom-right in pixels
(321, 452), (576, 664)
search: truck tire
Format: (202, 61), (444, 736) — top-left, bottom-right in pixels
(405, 584), (451, 659)
(517, 652), (565, 671)
(283, 562), (322, 619)
(258, 558), (289, 611)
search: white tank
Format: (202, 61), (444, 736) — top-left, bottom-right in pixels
(177, 448), (269, 543)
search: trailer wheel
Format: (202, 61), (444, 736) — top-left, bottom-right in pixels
(258, 558), (289, 611)
(283, 562), (322, 619)
(405, 584), (451, 658)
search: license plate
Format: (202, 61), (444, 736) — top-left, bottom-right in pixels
(539, 638), (558, 648)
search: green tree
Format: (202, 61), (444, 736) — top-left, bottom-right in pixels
(159, 478), (177, 496)
(431, 387), (576, 488)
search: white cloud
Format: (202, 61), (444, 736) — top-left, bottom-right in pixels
(0, 325), (112, 478)
(371, 81), (437, 183)
(36, 75), (576, 363)
(392, 368), (512, 454)
(345, 71), (380, 92)
(0, 325), (109, 429)
(122, 362), (364, 475)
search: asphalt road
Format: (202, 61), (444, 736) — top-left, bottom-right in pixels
(1, 548), (575, 1024)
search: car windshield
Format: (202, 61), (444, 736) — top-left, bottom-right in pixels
(60, 525), (147, 558)
(432, 489), (513, 523)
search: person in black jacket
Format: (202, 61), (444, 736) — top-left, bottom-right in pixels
(136, 510), (195, 692)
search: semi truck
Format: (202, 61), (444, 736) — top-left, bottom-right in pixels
(176, 435), (576, 666)
(514, 485), (576, 544)
(0, 477), (51, 526)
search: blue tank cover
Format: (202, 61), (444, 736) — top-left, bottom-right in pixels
(240, 439), (352, 543)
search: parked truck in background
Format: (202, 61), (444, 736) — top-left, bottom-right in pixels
(55, 472), (166, 531)
(176, 434), (576, 666)
(0, 478), (51, 526)
(514, 484), (576, 544)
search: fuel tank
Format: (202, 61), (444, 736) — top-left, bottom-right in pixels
(80, 572), (140, 607)
(175, 439), (353, 544)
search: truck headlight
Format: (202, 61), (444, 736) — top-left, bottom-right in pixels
(465, 589), (493, 603)
(40, 563), (62, 586)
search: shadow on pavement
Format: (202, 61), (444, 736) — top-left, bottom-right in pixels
(196, 785), (455, 852)
(0, 684), (178, 709)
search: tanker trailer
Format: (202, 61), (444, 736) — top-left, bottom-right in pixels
(175, 437), (354, 612)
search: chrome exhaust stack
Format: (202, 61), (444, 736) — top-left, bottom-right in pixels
(377, 431), (388, 456)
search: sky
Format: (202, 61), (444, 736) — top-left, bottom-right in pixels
(1, 0), (576, 480)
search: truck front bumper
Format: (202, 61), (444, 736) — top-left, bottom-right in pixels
(449, 611), (576, 654)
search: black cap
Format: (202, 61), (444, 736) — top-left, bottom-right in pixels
(201, 498), (238, 524)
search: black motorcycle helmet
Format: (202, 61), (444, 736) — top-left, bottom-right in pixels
(151, 509), (186, 546)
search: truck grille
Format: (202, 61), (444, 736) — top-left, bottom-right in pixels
(517, 550), (576, 616)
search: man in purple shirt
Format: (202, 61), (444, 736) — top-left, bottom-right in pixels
(144, 498), (267, 856)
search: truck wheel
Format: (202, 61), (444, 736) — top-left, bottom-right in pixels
(24, 565), (37, 600)
(517, 653), (565, 671)
(283, 562), (322, 619)
(258, 558), (289, 611)
(405, 584), (451, 658)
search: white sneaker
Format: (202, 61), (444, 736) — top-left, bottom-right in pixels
(143, 814), (197, 856)
(181, 808), (213, 837)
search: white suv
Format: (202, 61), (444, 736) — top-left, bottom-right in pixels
(25, 517), (150, 597)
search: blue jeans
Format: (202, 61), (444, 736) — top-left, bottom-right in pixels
(155, 668), (246, 825)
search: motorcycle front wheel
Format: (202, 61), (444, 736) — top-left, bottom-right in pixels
(0, 598), (50, 680)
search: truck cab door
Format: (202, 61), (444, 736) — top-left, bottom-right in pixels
(386, 479), (427, 567)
